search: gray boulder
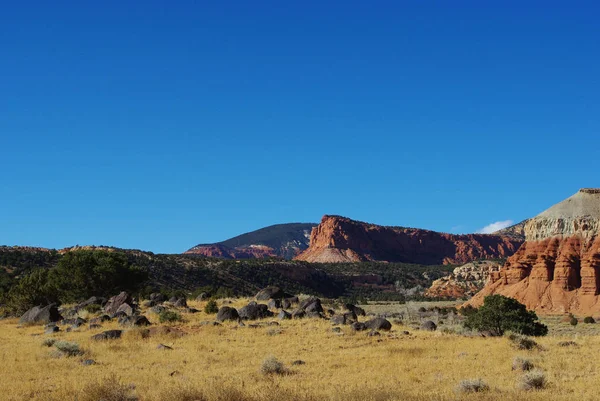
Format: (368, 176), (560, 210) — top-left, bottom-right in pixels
(277, 310), (291, 320)
(365, 317), (392, 331)
(174, 298), (188, 308)
(300, 297), (323, 314)
(238, 302), (274, 320)
(267, 299), (282, 309)
(255, 286), (292, 301)
(420, 320), (437, 331)
(351, 322), (368, 331)
(115, 303), (134, 317)
(119, 315), (151, 327)
(216, 306), (239, 322)
(91, 329), (123, 341)
(19, 304), (62, 325)
(104, 292), (132, 316)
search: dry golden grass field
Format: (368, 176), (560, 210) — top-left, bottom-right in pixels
(1, 298), (598, 401)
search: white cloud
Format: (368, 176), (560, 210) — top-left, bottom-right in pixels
(477, 220), (514, 234)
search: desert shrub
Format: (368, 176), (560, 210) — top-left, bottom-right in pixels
(159, 310), (182, 323)
(558, 340), (577, 347)
(260, 356), (287, 375)
(204, 299), (219, 314)
(79, 374), (138, 401)
(517, 369), (547, 390)
(512, 357), (534, 371)
(53, 340), (84, 357)
(42, 338), (57, 347)
(464, 295), (548, 336)
(456, 378), (489, 393)
(583, 316), (595, 324)
(507, 333), (539, 350)
(83, 303), (102, 314)
(570, 316), (578, 326)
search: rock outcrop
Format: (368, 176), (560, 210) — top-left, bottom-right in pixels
(468, 189), (600, 315)
(295, 215), (522, 265)
(185, 223), (316, 260)
(425, 260), (503, 298)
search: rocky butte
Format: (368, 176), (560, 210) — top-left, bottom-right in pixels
(468, 188), (600, 314)
(294, 215), (522, 265)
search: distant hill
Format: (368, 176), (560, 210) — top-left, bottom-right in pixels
(184, 223), (317, 260)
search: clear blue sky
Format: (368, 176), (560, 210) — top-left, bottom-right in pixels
(1, 1), (599, 253)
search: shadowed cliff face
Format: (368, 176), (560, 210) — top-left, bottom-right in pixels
(468, 189), (600, 315)
(295, 215), (522, 265)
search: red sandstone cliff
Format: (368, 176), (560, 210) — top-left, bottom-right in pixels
(294, 215), (522, 265)
(467, 189), (600, 315)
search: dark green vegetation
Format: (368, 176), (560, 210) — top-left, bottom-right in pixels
(0, 246), (453, 315)
(158, 310), (182, 323)
(463, 295), (548, 336)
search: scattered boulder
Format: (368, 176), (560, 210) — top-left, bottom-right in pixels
(89, 323), (102, 330)
(351, 322), (368, 331)
(195, 292), (209, 301)
(282, 299), (292, 309)
(91, 330), (123, 341)
(255, 286), (292, 301)
(291, 309), (306, 319)
(62, 317), (87, 328)
(104, 292), (132, 316)
(286, 296), (300, 304)
(332, 327), (342, 333)
(331, 315), (346, 325)
(420, 320), (437, 331)
(216, 306), (239, 322)
(157, 344), (173, 350)
(300, 297), (324, 314)
(291, 360), (306, 366)
(278, 310), (291, 320)
(119, 315), (151, 327)
(45, 325), (60, 334)
(112, 311), (129, 320)
(89, 315), (111, 324)
(20, 304), (63, 325)
(344, 304), (366, 317)
(238, 302), (274, 320)
(307, 311), (324, 319)
(150, 306), (166, 314)
(81, 359), (96, 366)
(150, 293), (167, 304)
(115, 303), (134, 317)
(365, 318), (392, 331)
(268, 299), (282, 310)
(186, 308), (199, 314)
(174, 298), (188, 308)
(367, 330), (381, 337)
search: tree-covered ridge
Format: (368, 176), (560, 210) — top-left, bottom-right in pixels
(0, 247), (454, 315)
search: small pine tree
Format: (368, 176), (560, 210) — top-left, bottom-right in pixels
(204, 299), (219, 314)
(464, 295), (548, 336)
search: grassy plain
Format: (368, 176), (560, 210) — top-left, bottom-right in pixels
(0, 299), (598, 401)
